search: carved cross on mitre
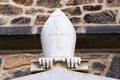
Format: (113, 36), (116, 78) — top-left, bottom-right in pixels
(31, 8), (89, 72)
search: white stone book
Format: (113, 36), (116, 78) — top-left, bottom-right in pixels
(12, 68), (117, 80)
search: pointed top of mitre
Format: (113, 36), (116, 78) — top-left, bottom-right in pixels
(41, 8), (76, 36)
(50, 8), (66, 17)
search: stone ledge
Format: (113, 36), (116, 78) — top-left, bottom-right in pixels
(0, 26), (120, 35)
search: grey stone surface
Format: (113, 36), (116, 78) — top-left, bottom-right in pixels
(0, 26), (120, 35)
(107, 0), (120, 7)
(92, 62), (106, 71)
(106, 56), (120, 79)
(11, 17), (31, 25)
(62, 7), (82, 16)
(97, 0), (103, 3)
(37, 0), (61, 8)
(12, 68), (117, 80)
(83, 5), (102, 11)
(13, 0), (33, 6)
(4, 77), (14, 80)
(13, 70), (30, 78)
(84, 10), (117, 24)
(70, 17), (81, 24)
(66, 0), (95, 5)
(35, 15), (49, 25)
(0, 4), (23, 15)
(85, 26), (120, 33)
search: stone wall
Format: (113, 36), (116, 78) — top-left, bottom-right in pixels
(0, 0), (119, 27)
(0, 52), (119, 80)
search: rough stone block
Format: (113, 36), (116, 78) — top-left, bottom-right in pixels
(106, 0), (120, 7)
(1, 66), (30, 80)
(4, 77), (14, 80)
(11, 17), (31, 25)
(0, 0), (8, 2)
(70, 17), (81, 24)
(83, 5), (102, 11)
(92, 62), (106, 71)
(94, 72), (101, 75)
(37, 0), (61, 8)
(66, 0), (95, 5)
(35, 15), (49, 25)
(0, 16), (8, 25)
(62, 7), (81, 16)
(84, 10), (117, 24)
(106, 56), (120, 79)
(97, 0), (104, 3)
(0, 4), (23, 15)
(25, 8), (38, 14)
(25, 8), (45, 14)
(75, 53), (108, 60)
(13, 0), (33, 6)
(3, 54), (39, 69)
(47, 10), (54, 13)
(37, 9), (45, 13)
(13, 69), (30, 78)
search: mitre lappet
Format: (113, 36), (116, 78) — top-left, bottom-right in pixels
(39, 8), (81, 69)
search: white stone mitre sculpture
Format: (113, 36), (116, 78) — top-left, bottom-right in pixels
(39, 8), (81, 69)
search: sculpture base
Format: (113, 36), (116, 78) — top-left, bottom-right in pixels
(30, 59), (89, 73)
(12, 68), (116, 80)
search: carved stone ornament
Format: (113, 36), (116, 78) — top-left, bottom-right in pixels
(30, 8), (89, 73)
(40, 8), (81, 68)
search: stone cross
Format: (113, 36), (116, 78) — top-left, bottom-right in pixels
(39, 8), (81, 69)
